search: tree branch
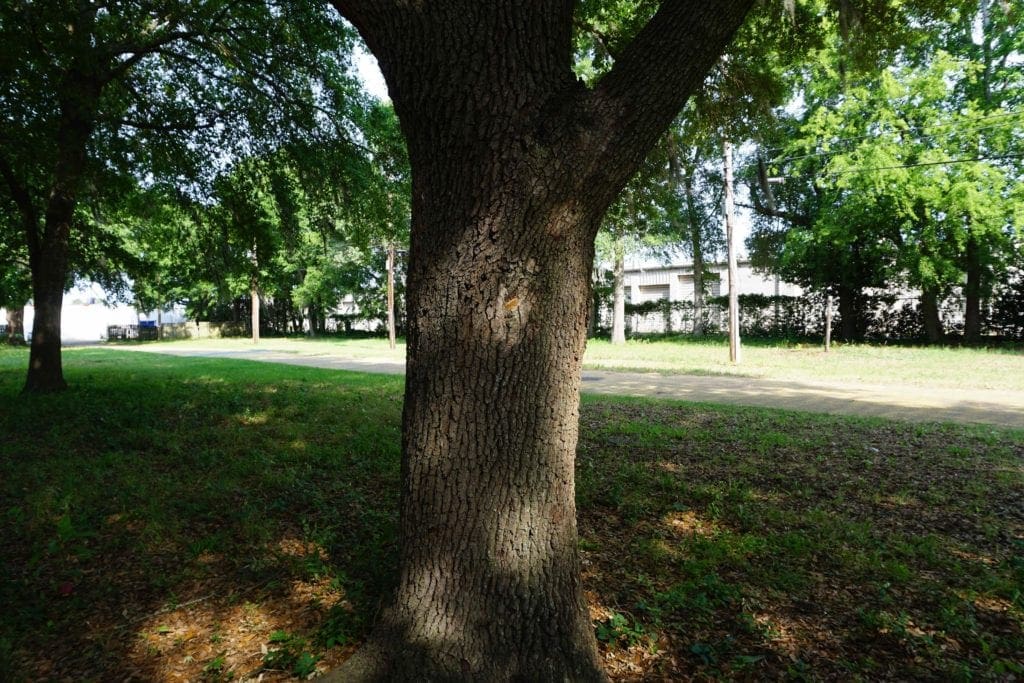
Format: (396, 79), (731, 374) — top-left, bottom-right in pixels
(739, 193), (812, 228)
(114, 114), (224, 132)
(580, 0), (756, 203)
(103, 1), (240, 82)
(329, 0), (400, 47)
(0, 153), (41, 256)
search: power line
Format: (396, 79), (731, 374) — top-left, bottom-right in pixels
(759, 109), (1024, 158)
(734, 112), (1023, 177)
(822, 153), (1024, 176)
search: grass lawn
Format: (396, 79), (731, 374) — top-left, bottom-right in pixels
(1, 347), (1022, 680)
(142, 334), (1024, 391)
(585, 337), (1024, 391)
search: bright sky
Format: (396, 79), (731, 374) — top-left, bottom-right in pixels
(354, 47), (389, 101)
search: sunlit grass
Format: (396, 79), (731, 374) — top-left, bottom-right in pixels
(136, 334), (1024, 391)
(582, 337), (1024, 390)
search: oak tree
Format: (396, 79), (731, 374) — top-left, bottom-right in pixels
(323, 1), (755, 679)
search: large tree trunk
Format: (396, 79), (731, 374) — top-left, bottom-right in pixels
(24, 180), (78, 393)
(25, 220), (71, 393)
(328, 1), (754, 679)
(339, 184), (604, 681)
(611, 239), (627, 344)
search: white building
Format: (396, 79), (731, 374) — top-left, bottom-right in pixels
(1, 283), (187, 343)
(614, 259), (803, 334)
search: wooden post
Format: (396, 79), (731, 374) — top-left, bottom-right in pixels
(824, 294), (833, 353)
(724, 140), (741, 364)
(387, 243), (397, 350)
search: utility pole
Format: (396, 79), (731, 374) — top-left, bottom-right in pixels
(250, 242), (260, 345)
(724, 140), (741, 364)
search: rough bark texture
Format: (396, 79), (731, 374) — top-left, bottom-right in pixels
(326, 1), (755, 679)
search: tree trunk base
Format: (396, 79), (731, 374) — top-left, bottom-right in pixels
(322, 624), (609, 682)
(23, 374), (68, 394)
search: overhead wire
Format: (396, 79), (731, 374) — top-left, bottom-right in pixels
(758, 109), (1024, 158)
(735, 109), (1022, 179)
(820, 152), (1024, 176)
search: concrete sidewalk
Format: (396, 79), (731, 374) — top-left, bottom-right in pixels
(125, 345), (1024, 430)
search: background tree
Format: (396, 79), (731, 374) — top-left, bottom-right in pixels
(0, 216), (30, 343)
(595, 147), (675, 343)
(749, 0), (1021, 341)
(576, 0), (820, 340)
(347, 103), (411, 346)
(0, 0), (360, 391)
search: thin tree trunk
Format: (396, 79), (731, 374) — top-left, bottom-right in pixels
(5, 306), (25, 344)
(387, 243), (397, 349)
(824, 294), (833, 352)
(837, 284), (860, 341)
(668, 132), (705, 336)
(588, 276), (600, 338)
(306, 305), (316, 336)
(688, 187), (706, 338)
(964, 234), (982, 342)
(611, 238), (626, 344)
(724, 140), (740, 363)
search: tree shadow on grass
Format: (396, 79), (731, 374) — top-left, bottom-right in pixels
(0, 355), (402, 681)
(575, 400), (1024, 679)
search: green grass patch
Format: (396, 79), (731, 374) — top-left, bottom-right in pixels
(1, 346), (1022, 680)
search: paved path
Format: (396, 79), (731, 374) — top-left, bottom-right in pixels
(125, 346), (1024, 430)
